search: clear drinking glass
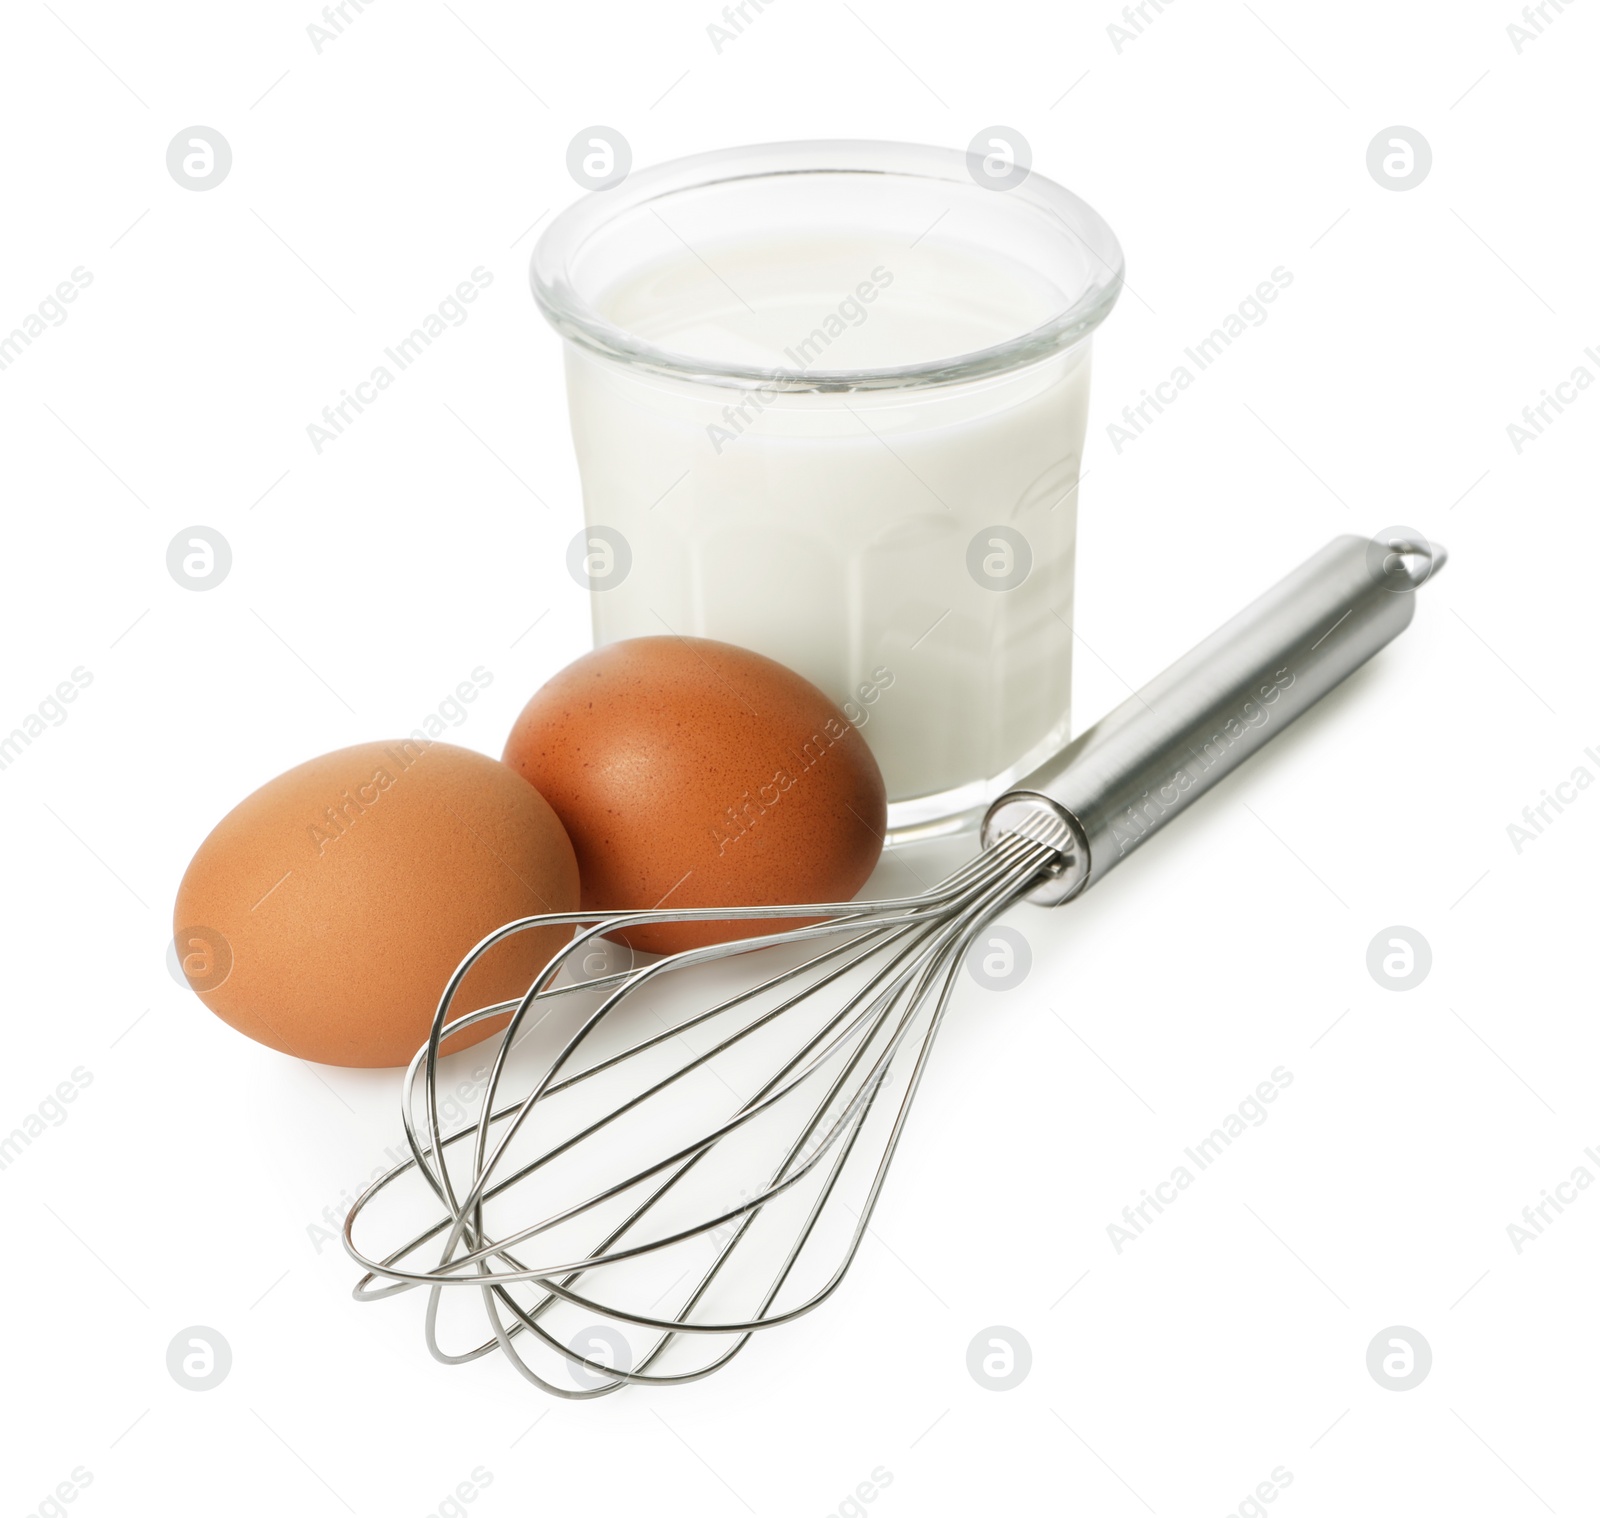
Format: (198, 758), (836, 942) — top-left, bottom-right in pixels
(532, 139), (1122, 839)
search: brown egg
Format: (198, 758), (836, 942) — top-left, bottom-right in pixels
(174, 740), (579, 1067)
(502, 637), (886, 955)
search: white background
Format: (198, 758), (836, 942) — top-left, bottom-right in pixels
(2, 1), (1596, 1515)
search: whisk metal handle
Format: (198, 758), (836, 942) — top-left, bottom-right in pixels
(983, 532), (1445, 905)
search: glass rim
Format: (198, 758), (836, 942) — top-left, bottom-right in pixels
(530, 138), (1124, 394)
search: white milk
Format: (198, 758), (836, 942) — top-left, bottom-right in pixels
(565, 232), (1091, 832)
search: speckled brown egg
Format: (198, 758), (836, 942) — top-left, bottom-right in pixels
(501, 637), (886, 955)
(174, 740), (579, 1067)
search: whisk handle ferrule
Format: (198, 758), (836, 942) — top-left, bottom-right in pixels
(984, 532), (1445, 905)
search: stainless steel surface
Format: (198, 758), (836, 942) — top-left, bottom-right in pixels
(344, 531), (1443, 1395)
(343, 832), (1062, 1397)
(984, 532), (1445, 903)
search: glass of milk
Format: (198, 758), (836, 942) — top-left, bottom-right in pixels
(533, 140), (1122, 840)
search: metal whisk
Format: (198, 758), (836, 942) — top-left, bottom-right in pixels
(344, 532), (1444, 1396)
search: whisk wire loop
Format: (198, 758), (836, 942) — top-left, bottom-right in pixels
(344, 827), (1063, 1395)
